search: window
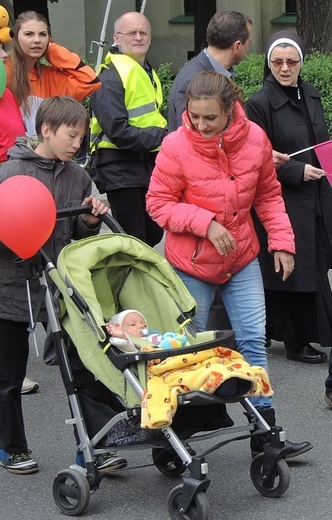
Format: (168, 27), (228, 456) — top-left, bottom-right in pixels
(271, 1), (297, 25)
(184, 0), (196, 15)
(285, 0), (296, 14)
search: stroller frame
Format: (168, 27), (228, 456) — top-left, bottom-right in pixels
(33, 207), (291, 518)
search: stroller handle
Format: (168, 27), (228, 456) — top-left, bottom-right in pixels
(56, 205), (124, 233)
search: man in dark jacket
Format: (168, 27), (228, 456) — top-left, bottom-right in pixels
(168, 11), (253, 132)
(89, 11), (167, 247)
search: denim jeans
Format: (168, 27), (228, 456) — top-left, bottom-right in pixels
(175, 258), (272, 408)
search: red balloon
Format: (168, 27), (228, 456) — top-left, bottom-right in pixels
(0, 175), (56, 259)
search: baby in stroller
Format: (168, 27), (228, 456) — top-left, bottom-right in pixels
(106, 308), (274, 429)
(106, 309), (189, 350)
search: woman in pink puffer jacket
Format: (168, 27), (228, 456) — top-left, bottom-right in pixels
(146, 71), (312, 459)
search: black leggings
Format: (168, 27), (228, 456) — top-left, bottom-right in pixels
(0, 319), (30, 453)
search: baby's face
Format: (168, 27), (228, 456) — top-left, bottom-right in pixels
(122, 312), (147, 337)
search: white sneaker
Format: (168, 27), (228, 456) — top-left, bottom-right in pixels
(21, 377), (39, 394)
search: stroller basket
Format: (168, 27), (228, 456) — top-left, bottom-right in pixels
(36, 207), (291, 518)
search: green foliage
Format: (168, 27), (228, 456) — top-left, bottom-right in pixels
(234, 51), (332, 136)
(233, 53), (265, 100)
(155, 62), (173, 113)
(75, 51), (332, 135)
(301, 51), (332, 136)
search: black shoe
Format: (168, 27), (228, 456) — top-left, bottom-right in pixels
(286, 344), (327, 364)
(324, 391), (332, 408)
(282, 440), (313, 459)
(251, 439), (313, 460)
(249, 408), (313, 460)
(265, 338), (272, 348)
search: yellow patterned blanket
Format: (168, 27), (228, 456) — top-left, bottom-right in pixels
(141, 346), (273, 429)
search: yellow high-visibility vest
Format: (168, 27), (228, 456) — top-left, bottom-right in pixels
(90, 53), (167, 152)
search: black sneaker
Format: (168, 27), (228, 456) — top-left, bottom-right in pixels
(76, 452), (127, 475)
(95, 453), (127, 474)
(0, 449), (39, 474)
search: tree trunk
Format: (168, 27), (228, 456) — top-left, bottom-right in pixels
(194, 0), (216, 56)
(296, 0), (332, 51)
(13, 0), (50, 25)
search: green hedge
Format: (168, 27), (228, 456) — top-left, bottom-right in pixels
(83, 51), (332, 137)
(234, 51), (332, 136)
(156, 62), (174, 114)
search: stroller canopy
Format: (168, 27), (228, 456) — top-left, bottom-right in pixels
(50, 233), (198, 406)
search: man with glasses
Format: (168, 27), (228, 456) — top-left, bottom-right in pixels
(89, 11), (167, 247)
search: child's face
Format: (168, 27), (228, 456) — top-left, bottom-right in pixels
(122, 312), (147, 337)
(42, 123), (86, 162)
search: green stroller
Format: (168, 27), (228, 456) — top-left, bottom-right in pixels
(35, 207), (291, 518)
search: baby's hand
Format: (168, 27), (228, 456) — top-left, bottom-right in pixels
(106, 322), (126, 339)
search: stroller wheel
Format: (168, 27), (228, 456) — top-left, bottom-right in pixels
(53, 468), (91, 516)
(152, 447), (187, 477)
(250, 453), (290, 498)
(168, 484), (209, 520)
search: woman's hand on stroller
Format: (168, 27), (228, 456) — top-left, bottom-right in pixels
(81, 196), (109, 226)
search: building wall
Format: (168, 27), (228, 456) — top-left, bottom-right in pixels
(44, 0), (294, 74)
(145, 0), (291, 74)
(48, 0), (135, 66)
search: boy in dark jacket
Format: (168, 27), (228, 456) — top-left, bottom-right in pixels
(0, 96), (127, 475)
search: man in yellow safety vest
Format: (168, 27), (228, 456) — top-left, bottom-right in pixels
(90, 11), (167, 247)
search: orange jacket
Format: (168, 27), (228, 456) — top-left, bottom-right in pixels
(5, 42), (100, 135)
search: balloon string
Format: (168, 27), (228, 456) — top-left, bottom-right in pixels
(26, 280), (39, 357)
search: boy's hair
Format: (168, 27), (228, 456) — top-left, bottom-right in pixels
(35, 96), (90, 139)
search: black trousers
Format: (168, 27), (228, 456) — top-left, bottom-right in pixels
(0, 319), (30, 454)
(106, 187), (164, 247)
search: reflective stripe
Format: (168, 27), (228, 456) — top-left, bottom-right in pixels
(128, 102), (156, 118)
(90, 131), (104, 141)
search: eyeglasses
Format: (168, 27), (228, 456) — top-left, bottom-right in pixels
(270, 59), (301, 68)
(116, 30), (151, 38)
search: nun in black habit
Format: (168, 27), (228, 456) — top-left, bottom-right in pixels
(245, 31), (332, 372)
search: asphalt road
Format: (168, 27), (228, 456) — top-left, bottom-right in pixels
(0, 323), (331, 520)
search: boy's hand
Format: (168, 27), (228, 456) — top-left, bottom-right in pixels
(81, 196), (109, 225)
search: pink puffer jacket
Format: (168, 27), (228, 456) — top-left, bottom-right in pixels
(146, 102), (295, 284)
